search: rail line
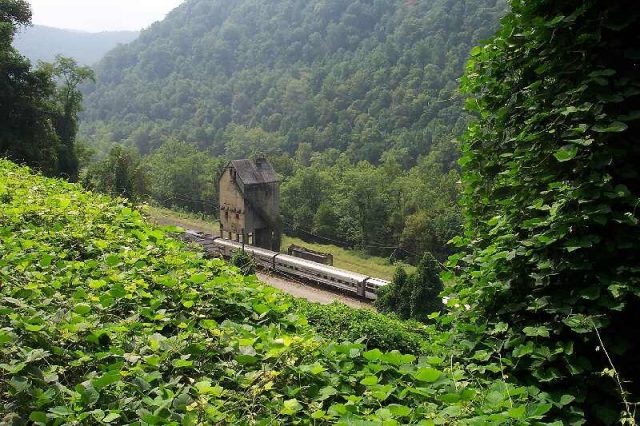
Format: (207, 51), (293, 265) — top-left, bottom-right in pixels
(177, 229), (389, 305)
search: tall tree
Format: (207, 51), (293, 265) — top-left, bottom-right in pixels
(48, 56), (95, 181)
(455, 0), (640, 422)
(1, 2), (93, 180)
(0, 0), (58, 174)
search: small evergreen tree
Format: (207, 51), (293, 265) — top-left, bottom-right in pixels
(409, 253), (444, 320)
(375, 254), (443, 322)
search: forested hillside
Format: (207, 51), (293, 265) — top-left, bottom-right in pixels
(2, 0), (639, 422)
(13, 26), (138, 66)
(82, 0), (505, 163)
(80, 0), (506, 261)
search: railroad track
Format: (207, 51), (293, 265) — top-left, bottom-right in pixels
(177, 229), (388, 304)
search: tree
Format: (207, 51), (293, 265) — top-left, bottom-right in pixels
(375, 254), (443, 322)
(82, 145), (147, 200)
(0, 3), (93, 180)
(0, 0), (58, 174)
(49, 56), (94, 181)
(408, 253), (443, 320)
(455, 0), (640, 422)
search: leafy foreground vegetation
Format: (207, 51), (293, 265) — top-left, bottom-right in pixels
(452, 0), (640, 423)
(0, 160), (559, 424)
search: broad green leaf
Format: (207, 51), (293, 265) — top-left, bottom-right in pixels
(413, 367), (442, 383)
(29, 412), (48, 424)
(592, 121), (628, 133)
(360, 375), (379, 386)
(553, 145), (578, 162)
(281, 399), (302, 415)
(92, 372), (120, 390)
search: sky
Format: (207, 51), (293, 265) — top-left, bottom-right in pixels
(28, 0), (185, 32)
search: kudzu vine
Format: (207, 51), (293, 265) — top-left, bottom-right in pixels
(454, 0), (640, 423)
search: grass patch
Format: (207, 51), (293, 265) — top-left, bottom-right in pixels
(142, 204), (220, 234)
(282, 236), (415, 280)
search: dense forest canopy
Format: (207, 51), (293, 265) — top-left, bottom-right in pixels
(81, 0), (506, 164)
(79, 0), (507, 262)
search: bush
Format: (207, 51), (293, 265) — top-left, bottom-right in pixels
(456, 0), (640, 422)
(295, 301), (429, 355)
(229, 248), (256, 275)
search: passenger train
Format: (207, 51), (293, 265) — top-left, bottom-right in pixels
(183, 230), (389, 300)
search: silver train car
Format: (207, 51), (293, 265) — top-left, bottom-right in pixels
(184, 230), (388, 300)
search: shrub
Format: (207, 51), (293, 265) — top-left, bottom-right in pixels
(295, 301), (429, 355)
(229, 248), (256, 275)
(456, 0), (640, 422)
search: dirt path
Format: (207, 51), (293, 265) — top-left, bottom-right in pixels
(256, 272), (372, 309)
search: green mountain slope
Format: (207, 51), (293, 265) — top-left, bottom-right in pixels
(81, 0), (505, 163)
(13, 25), (138, 65)
(0, 159), (551, 423)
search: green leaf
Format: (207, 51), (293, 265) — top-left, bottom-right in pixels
(0, 330), (15, 346)
(29, 411), (48, 424)
(508, 405), (526, 419)
(553, 145), (578, 162)
(194, 380), (223, 396)
(40, 254), (53, 266)
(281, 398), (302, 415)
(522, 326), (550, 337)
(104, 254), (120, 267)
(592, 121), (628, 133)
(363, 348), (383, 361)
(388, 404), (411, 417)
(318, 386), (338, 400)
(74, 304), (91, 315)
(172, 359), (194, 368)
(92, 372), (120, 390)
(360, 375), (379, 386)
(49, 406), (74, 417)
(530, 403), (553, 417)
(235, 354), (257, 365)
(200, 319), (218, 330)
(413, 367), (442, 383)
(190, 273), (207, 284)
(103, 412), (121, 423)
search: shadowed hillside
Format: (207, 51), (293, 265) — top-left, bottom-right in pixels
(81, 0), (506, 163)
(13, 25), (138, 65)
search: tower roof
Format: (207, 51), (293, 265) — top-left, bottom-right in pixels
(228, 158), (279, 186)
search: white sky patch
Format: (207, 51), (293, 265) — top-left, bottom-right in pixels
(28, 0), (184, 32)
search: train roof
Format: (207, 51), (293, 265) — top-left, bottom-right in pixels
(243, 245), (279, 258)
(275, 253), (370, 281)
(211, 238), (389, 284)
